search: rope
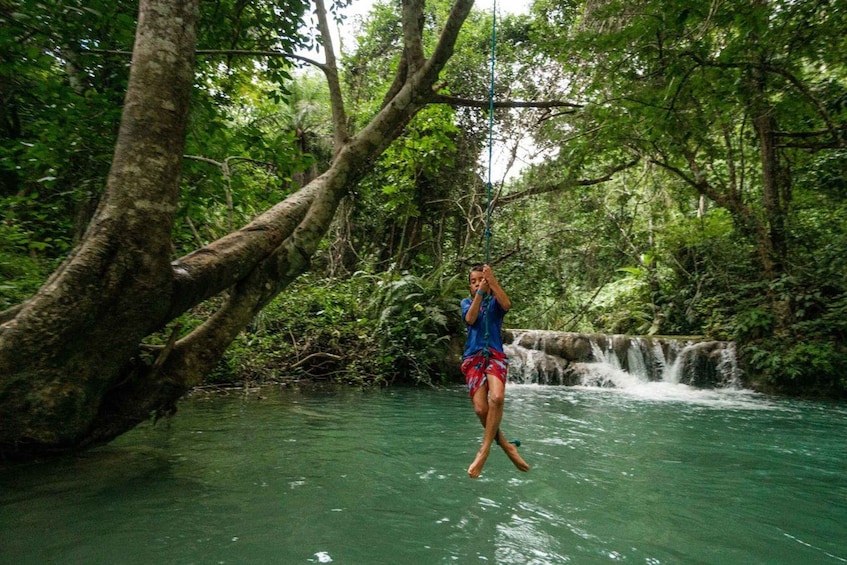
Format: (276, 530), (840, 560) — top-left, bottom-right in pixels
(482, 0), (497, 355)
(481, 12), (522, 448)
(484, 0), (496, 265)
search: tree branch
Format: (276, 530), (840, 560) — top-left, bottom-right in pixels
(401, 0), (426, 72)
(168, 182), (318, 318)
(290, 352), (342, 369)
(762, 62), (843, 145)
(773, 125), (847, 149)
(314, 0), (348, 148)
(432, 94), (582, 111)
(421, 0), (474, 88)
(684, 51), (846, 147)
(84, 48), (327, 72)
(498, 158), (640, 205)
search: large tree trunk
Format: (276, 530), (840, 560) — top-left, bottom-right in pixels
(0, 0), (198, 454)
(750, 65), (787, 276)
(0, 0), (475, 459)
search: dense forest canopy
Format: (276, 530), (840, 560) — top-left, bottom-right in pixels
(1, 0), (845, 458)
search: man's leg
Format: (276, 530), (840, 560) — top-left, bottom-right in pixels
(495, 428), (530, 473)
(471, 381), (490, 428)
(468, 373), (505, 478)
(471, 386), (530, 473)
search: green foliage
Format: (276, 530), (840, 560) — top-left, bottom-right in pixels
(4, 0), (847, 399)
(654, 209), (750, 337)
(204, 269), (466, 388)
(737, 280), (847, 396)
(339, 0), (509, 274)
(0, 0), (314, 262)
(733, 307), (775, 341)
(210, 274), (381, 386)
(364, 268), (466, 386)
(375, 105), (459, 216)
(0, 254), (48, 312)
(591, 272), (653, 335)
(205, 268), (464, 387)
(744, 338), (847, 397)
(346, 102), (474, 273)
(0, 0), (133, 258)
(195, 0), (310, 94)
(0, 222), (54, 309)
(174, 75), (329, 252)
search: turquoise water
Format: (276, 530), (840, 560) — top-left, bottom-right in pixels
(1, 383), (846, 564)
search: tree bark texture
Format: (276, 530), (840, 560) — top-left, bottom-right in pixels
(0, 0), (198, 454)
(0, 0), (475, 459)
(750, 66), (787, 275)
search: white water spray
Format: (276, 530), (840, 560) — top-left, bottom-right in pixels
(505, 330), (743, 394)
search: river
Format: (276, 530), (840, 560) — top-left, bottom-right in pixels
(1, 383), (846, 564)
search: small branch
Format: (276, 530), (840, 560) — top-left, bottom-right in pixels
(151, 323), (182, 374)
(83, 48), (327, 71)
(776, 140), (843, 150)
(774, 128), (835, 138)
(290, 352), (342, 369)
(185, 154), (277, 172)
(498, 158), (640, 205)
(490, 245), (521, 266)
(183, 154), (221, 167)
(433, 94), (582, 111)
(185, 215), (204, 247)
(773, 126), (847, 149)
(195, 49), (322, 69)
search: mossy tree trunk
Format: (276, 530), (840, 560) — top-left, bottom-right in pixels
(0, 0), (474, 459)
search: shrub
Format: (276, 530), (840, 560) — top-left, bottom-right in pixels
(204, 269), (465, 387)
(364, 268), (466, 386)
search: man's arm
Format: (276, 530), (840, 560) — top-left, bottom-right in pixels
(464, 293), (485, 324)
(483, 264), (511, 311)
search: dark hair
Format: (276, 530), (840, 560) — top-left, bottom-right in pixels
(468, 264), (484, 282)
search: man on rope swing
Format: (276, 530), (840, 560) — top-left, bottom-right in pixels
(461, 264), (530, 478)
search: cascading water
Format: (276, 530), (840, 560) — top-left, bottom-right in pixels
(504, 329), (742, 391)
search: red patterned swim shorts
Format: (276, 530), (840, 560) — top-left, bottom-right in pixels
(461, 348), (508, 398)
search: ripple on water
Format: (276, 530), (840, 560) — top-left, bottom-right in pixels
(1, 385), (845, 564)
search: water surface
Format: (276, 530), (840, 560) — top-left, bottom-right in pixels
(2, 384), (846, 564)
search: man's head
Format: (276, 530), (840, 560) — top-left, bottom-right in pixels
(468, 264), (486, 296)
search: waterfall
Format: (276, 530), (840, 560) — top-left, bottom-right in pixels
(717, 342), (743, 388)
(626, 339), (650, 380)
(581, 339), (647, 389)
(508, 344), (569, 385)
(662, 341), (689, 384)
(504, 329), (742, 390)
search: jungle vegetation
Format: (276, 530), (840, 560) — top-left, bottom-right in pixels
(1, 0), (845, 458)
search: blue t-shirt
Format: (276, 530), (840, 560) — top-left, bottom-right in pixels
(461, 296), (507, 358)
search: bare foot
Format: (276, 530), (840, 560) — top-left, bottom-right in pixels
(467, 446), (491, 478)
(501, 442), (530, 472)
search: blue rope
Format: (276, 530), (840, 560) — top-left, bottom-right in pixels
(481, 17), (521, 447)
(485, 0), (496, 265)
(482, 0), (496, 356)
